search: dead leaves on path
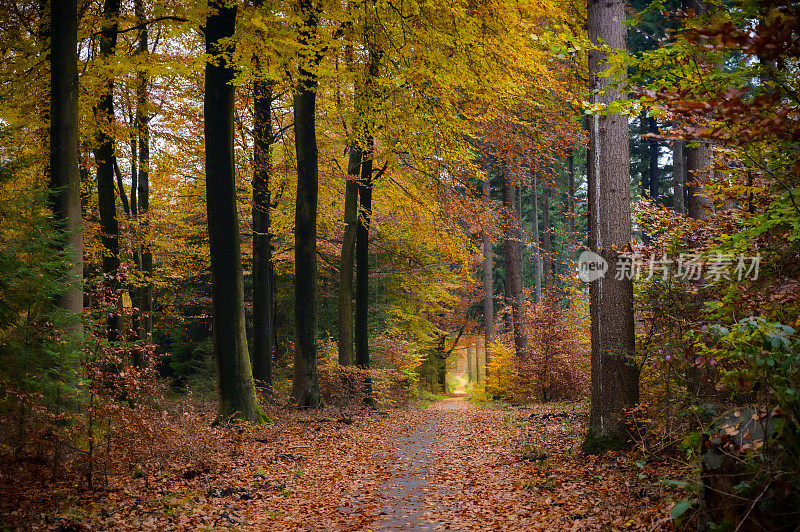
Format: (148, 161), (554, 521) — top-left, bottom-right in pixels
(420, 402), (683, 531)
(1, 401), (686, 531)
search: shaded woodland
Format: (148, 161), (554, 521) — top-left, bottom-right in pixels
(1, 0), (799, 529)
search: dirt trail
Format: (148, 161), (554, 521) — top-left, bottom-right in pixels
(369, 396), (470, 531)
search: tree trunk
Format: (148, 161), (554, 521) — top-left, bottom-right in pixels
(477, 338), (486, 384)
(133, 0), (153, 362)
(687, 144), (714, 219)
(585, 0), (638, 450)
(355, 45), (379, 397)
(541, 177), (552, 286)
(50, 0), (83, 322)
(292, 0), (322, 408)
(683, 0), (714, 221)
(337, 147), (361, 365)
(204, 1), (263, 422)
(94, 0), (121, 342)
(648, 115), (660, 203)
(466, 342), (475, 382)
(136, 0), (153, 346)
(673, 140), (686, 214)
(567, 152), (575, 264)
(355, 136), (373, 379)
(531, 176), (542, 303)
(482, 168), (494, 367)
(252, 71), (275, 388)
(502, 171), (527, 357)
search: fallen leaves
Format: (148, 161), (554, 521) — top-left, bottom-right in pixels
(0, 398), (685, 531)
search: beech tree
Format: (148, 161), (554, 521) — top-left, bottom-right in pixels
(531, 176), (542, 302)
(673, 140), (686, 214)
(49, 0), (82, 321)
(204, 0), (263, 421)
(482, 162), (494, 364)
(292, 0), (322, 408)
(501, 169), (526, 357)
(585, 0), (639, 450)
(134, 0), (153, 347)
(355, 45), (380, 383)
(252, 72), (275, 387)
(541, 175), (552, 286)
(94, 0), (122, 341)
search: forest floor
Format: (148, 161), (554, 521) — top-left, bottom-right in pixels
(3, 388), (689, 531)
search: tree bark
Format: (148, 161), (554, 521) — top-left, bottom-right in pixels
(673, 140), (686, 214)
(355, 136), (373, 370)
(541, 176), (552, 286)
(134, 0), (153, 359)
(682, 0), (714, 221)
(252, 70), (275, 388)
(477, 339), (486, 384)
(531, 176), (542, 303)
(585, 0), (638, 449)
(502, 171), (527, 357)
(50, 0), (83, 321)
(94, 0), (121, 341)
(204, 1), (263, 422)
(355, 45), (379, 393)
(567, 152), (575, 264)
(482, 166), (494, 367)
(338, 147), (361, 365)
(687, 144), (714, 219)
(292, 0), (322, 408)
(466, 342), (475, 382)
(648, 115), (660, 203)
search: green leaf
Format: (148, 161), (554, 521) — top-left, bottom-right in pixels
(660, 479), (689, 489)
(670, 500), (693, 520)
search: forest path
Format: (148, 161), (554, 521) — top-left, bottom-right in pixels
(18, 395), (676, 531)
(368, 396), (471, 531)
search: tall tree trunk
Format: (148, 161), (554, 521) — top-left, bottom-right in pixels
(50, 0), (83, 321)
(638, 112), (649, 199)
(585, 0), (638, 450)
(482, 166), (494, 367)
(502, 171), (527, 357)
(338, 147), (361, 365)
(466, 342), (474, 382)
(133, 0), (153, 362)
(477, 339), (486, 384)
(673, 140), (686, 214)
(355, 136), (373, 376)
(94, 0), (121, 341)
(531, 176), (542, 303)
(355, 44), (380, 397)
(252, 70), (275, 388)
(567, 152), (576, 263)
(204, 1), (263, 422)
(686, 145), (714, 219)
(683, 0), (714, 221)
(541, 177), (552, 286)
(292, 0), (322, 408)
(648, 116), (660, 203)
